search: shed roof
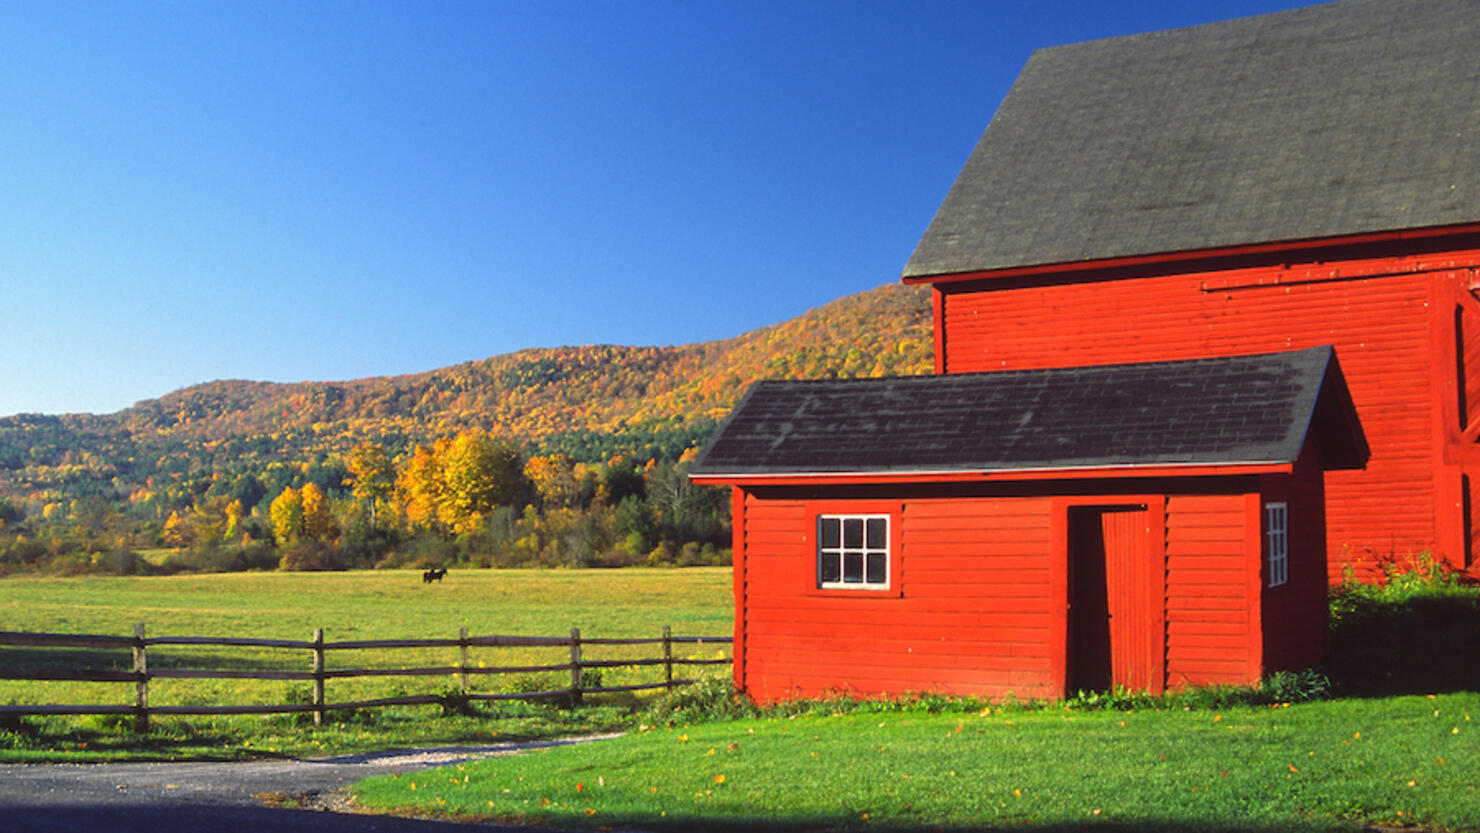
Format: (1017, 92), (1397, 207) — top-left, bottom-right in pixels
(689, 346), (1366, 481)
(902, 0), (1480, 279)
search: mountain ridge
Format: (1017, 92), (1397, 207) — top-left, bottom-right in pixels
(0, 282), (932, 510)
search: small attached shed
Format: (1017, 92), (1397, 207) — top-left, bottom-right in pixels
(690, 346), (1368, 702)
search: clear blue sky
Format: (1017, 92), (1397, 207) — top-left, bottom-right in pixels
(0, 0), (1311, 418)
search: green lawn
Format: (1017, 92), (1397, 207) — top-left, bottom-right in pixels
(0, 568), (733, 760)
(353, 694), (1480, 832)
(4, 569), (1478, 832)
(0, 567), (732, 638)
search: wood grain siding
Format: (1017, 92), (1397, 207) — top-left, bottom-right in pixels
(738, 491), (1056, 702)
(938, 250), (1480, 581)
(1163, 494), (1251, 688)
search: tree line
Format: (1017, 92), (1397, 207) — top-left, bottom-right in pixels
(0, 430), (729, 575)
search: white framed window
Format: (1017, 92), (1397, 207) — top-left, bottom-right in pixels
(817, 514), (890, 590)
(1265, 502), (1288, 588)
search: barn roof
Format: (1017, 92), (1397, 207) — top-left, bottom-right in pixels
(902, 0), (1480, 279)
(688, 346), (1366, 481)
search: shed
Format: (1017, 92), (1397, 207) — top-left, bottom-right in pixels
(691, 347), (1367, 701)
(902, 0), (1480, 581)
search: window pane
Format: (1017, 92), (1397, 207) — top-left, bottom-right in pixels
(820, 518), (840, 549)
(843, 518), (863, 548)
(820, 552), (841, 583)
(866, 518), (887, 549)
(866, 552), (887, 584)
(843, 551), (863, 582)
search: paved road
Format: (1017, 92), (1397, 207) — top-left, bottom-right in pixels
(0, 736), (617, 832)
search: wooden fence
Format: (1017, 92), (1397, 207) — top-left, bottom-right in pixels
(0, 624), (731, 731)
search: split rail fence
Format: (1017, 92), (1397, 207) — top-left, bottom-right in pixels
(0, 624), (731, 730)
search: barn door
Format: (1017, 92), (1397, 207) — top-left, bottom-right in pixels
(1068, 505), (1161, 694)
(1443, 276), (1480, 569)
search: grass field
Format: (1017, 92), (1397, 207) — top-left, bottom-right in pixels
(0, 568), (733, 760)
(354, 695), (1480, 832)
(5, 569), (1478, 832)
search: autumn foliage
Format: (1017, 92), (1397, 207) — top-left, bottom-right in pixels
(0, 283), (931, 573)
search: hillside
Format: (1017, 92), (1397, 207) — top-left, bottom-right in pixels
(0, 282), (931, 512)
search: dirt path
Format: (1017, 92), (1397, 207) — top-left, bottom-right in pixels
(0, 735), (619, 832)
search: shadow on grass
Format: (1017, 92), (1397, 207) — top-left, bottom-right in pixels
(1328, 592), (1480, 695)
(521, 814), (1344, 833)
(3, 805), (513, 833)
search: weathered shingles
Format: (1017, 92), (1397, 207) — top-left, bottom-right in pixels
(690, 347), (1333, 475)
(903, 0), (1480, 278)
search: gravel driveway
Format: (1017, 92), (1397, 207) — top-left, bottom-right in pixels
(0, 735), (618, 832)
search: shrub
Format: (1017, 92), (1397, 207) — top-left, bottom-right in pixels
(646, 676), (756, 722)
(1260, 668), (1332, 703)
(278, 542), (344, 571)
(1330, 550), (1466, 622)
(1327, 553), (1480, 694)
(436, 685), (477, 717)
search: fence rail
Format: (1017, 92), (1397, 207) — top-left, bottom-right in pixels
(0, 624), (731, 730)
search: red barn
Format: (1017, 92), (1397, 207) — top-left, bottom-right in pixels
(904, 0), (1480, 582)
(691, 348), (1366, 700)
(690, 0), (1480, 700)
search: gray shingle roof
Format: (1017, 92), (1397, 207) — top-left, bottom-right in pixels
(689, 346), (1366, 478)
(903, 0), (1480, 278)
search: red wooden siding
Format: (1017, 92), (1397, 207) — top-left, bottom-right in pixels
(1259, 446), (1330, 673)
(736, 485), (1291, 701)
(1162, 494), (1253, 688)
(935, 246), (1480, 581)
(737, 492), (1057, 703)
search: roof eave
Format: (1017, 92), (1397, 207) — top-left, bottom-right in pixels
(902, 223), (1480, 287)
(689, 460), (1295, 487)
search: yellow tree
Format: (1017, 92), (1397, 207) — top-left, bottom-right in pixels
(396, 441), (447, 532)
(439, 430), (522, 534)
(300, 482), (338, 543)
(223, 499), (246, 542)
(162, 510), (193, 549)
(269, 486), (303, 544)
(524, 453), (580, 509)
(189, 495), (232, 545)
(346, 442), (395, 529)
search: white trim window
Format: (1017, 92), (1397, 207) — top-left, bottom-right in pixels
(817, 514), (890, 589)
(1265, 502), (1289, 588)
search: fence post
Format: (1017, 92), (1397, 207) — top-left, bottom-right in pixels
(312, 627), (325, 726)
(569, 627), (583, 706)
(662, 625), (674, 690)
(458, 626), (470, 694)
(132, 622), (149, 733)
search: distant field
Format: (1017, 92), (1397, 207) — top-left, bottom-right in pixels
(0, 568), (734, 713)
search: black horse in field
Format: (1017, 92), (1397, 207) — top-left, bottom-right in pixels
(422, 568), (448, 583)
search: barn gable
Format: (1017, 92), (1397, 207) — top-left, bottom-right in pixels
(898, 0), (1480, 579)
(903, 0), (1480, 278)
